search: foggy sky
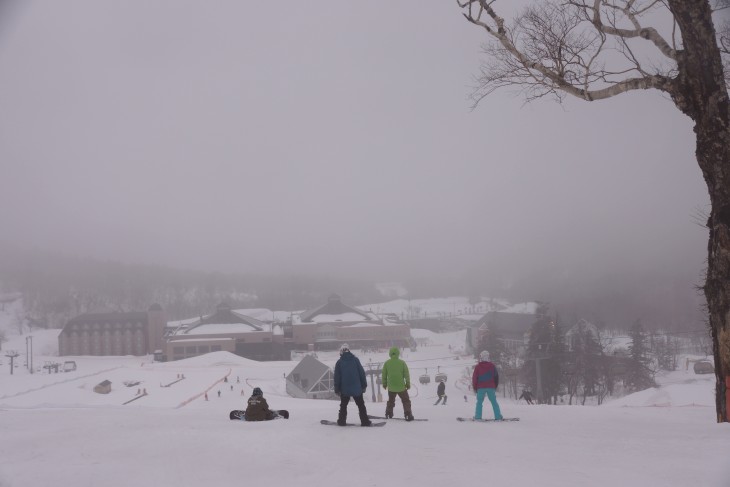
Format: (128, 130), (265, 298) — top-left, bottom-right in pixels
(0, 0), (709, 286)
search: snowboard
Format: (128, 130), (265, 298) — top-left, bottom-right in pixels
(456, 417), (519, 422)
(320, 420), (386, 427)
(229, 410), (289, 421)
(368, 415), (428, 422)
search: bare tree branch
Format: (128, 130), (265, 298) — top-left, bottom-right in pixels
(460, 0), (674, 103)
(567, 0), (677, 59)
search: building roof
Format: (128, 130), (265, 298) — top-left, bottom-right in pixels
(62, 312), (149, 333)
(168, 302), (269, 337)
(286, 354), (331, 392)
(299, 294), (373, 323)
(472, 310), (536, 335)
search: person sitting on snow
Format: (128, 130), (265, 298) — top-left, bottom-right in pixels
(245, 387), (287, 420)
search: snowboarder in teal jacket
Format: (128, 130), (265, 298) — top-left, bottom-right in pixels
(381, 347), (414, 421)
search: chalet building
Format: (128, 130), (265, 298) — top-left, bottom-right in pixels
(162, 302), (289, 361)
(58, 304), (166, 357)
(290, 294), (412, 351)
(161, 295), (413, 362)
(285, 354), (335, 399)
(466, 310), (536, 356)
(565, 319), (601, 351)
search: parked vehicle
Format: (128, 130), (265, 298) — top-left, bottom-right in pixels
(693, 361), (714, 374)
(63, 361), (77, 372)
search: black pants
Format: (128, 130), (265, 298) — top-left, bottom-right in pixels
(434, 394), (447, 405)
(339, 394), (369, 425)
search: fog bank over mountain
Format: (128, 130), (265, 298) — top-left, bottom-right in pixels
(0, 1), (708, 331)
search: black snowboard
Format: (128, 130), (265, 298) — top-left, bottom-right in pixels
(320, 420), (386, 427)
(229, 410), (289, 420)
(368, 415), (428, 422)
(456, 417), (519, 422)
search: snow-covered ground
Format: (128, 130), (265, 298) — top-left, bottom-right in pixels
(0, 305), (727, 487)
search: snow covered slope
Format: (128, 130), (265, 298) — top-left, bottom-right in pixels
(0, 330), (727, 487)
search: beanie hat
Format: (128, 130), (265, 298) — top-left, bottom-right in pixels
(252, 387), (263, 396)
(339, 343), (350, 355)
(479, 350), (490, 361)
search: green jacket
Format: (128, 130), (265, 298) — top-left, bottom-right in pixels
(381, 347), (410, 392)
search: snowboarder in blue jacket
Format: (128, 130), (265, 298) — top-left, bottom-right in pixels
(333, 344), (371, 426)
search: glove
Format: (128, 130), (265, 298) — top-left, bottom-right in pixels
(382, 384), (387, 390)
(335, 391), (340, 397)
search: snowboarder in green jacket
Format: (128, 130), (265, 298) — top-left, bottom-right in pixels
(381, 347), (414, 421)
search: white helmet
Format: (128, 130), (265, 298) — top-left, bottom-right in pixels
(479, 350), (490, 361)
(339, 343), (350, 355)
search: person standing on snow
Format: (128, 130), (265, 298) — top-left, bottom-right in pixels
(434, 379), (447, 405)
(472, 350), (503, 421)
(382, 347), (414, 421)
(333, 344), (372, 426)
(519, 389), (534, 405)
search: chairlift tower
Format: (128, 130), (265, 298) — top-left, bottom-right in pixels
(25, 335), (33, 374)
(530, 343), (553, 404)
(5, 350), (19, 375)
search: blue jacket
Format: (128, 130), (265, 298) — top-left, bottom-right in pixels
(334, 351), (367, 396)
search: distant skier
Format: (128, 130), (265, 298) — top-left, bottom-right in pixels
(382, 346), (414, 421)
(519, 389), (534, 405)
(333, 344), (372, 426)
(245, 387), (287, 420)
(434, 380), (447, 405)
(472, 351), (503, 421)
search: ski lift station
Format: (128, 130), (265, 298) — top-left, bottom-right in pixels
(285, 354), (336, 400)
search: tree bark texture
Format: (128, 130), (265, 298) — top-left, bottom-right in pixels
(668, 0), (730, 423)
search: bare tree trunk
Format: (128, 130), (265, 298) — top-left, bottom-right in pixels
(667, 0), (730, 423)
(458, 0), (730, 421)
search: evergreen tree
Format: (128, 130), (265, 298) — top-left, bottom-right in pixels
(522, 303), (562, 404)
(626, 320), (656, 392)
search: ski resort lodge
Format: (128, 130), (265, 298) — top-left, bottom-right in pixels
(160, 294), (412, 362)
(58, 304), (167, 357)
